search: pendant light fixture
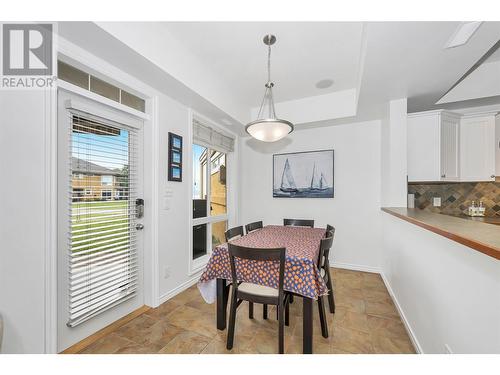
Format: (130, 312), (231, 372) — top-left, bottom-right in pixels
(245, 34), (294, 142)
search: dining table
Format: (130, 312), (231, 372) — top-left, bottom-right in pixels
(198, 225), (328, 354)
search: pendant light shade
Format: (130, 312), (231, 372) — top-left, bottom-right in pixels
(246, 118), (294, 142)
(245, 34), (294, 142)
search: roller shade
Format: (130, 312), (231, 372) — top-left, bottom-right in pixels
(193, 119), (234, 152)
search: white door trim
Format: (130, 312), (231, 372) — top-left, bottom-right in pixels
(44, 86), (58, 354)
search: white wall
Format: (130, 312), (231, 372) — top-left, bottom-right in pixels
(381, 213), (500, 353)
(240, 120), (382, 270)
(250, 89), (358, 125)
(155, 97), (207, 300)
(381, 98), (408, 207)
(0, 90), (50, 353)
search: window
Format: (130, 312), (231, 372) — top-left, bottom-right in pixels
(101, 190), (113, 200)
(58, 61), (146, 113)
(73, 188), (84, 202)
(84, 188), (92, 195)
(191, 120), (234, 268)
(211, 220), (227, 248)
(101, 175), (113, 186)
(193, 144), (208, 219)
(209, 151), (226, 216)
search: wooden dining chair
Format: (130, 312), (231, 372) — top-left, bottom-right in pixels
(225, 226), (244, 242)
(315, 231), (334, 337)
(245, 220), (263, 234)
(226, 243), (290, 353)
(283, 218), (314, 228)
(321, 226), (336, 314)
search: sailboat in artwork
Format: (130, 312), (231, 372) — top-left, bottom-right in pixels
(310, 163), (328, 191)
(280, 158), (299, 193)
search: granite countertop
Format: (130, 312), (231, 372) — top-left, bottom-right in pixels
(382, 207), (500, 260)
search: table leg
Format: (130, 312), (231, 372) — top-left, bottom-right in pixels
(216, 278), (228, 330)
(303, 296), (313, 354)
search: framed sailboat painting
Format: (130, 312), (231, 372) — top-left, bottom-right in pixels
(273, 150), (334, 198)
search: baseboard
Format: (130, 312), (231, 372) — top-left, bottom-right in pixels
(158, 273), (201, 305)
(331, 261), (381, 274)
(60, 305), (150, 354)
(379, 272), (423, 354)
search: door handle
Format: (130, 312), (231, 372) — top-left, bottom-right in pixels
(135, 223), (144, 230)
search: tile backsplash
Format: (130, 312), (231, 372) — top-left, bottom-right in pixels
(408, 181), (500, 217)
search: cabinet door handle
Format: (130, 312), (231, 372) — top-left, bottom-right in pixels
(441, 174), (446, 178)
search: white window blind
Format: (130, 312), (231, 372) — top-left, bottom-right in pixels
(67, 114), (138, 327)
(193, 119), (234, 152)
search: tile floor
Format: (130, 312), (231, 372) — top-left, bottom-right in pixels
(79, 268), (416, 354)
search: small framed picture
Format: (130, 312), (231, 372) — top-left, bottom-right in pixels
(171, 166), (181, 180)
(168, 132), (183, 182)
(171, 134), (182, 150)
(171, 150), (181, 164)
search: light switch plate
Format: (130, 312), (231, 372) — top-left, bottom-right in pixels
(433, 197), (441, 207)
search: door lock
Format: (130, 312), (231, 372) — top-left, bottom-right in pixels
(135, 223), (144, 230)
(135, 198), (144, 218)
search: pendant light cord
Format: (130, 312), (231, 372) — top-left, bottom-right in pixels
(267, 42), (271, 84)
(257, 36), (277, 120)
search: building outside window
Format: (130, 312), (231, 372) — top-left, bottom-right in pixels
(70, 157), (122, 201)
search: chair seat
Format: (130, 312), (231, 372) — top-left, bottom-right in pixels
(239, 282), (279, 297)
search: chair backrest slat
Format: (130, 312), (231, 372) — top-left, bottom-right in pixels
(283, 218), (314, 228)
(225, 226), (244, 242)
(228, 243), (286, 297)
(318, 231), (334, 268)
(245, 221), (263, 234)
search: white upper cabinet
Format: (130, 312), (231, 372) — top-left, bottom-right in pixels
(408, 110), (460, 182)
(408, 110), (497, 182)
(440, 113), (461, 181)
(460, 114), (496, 182)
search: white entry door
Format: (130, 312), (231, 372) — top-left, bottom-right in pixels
(57, 89), (144, 352)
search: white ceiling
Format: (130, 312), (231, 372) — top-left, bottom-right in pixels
(58, 21), (500, 133)
(435, 39), (500, 106)
(162, 21), (500, 122)
(163, 22), (364, 107)
(355, 22), (500, 117)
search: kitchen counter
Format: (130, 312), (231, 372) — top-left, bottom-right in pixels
(382, 207), (500, 260)
(444, 214), (500, 226)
